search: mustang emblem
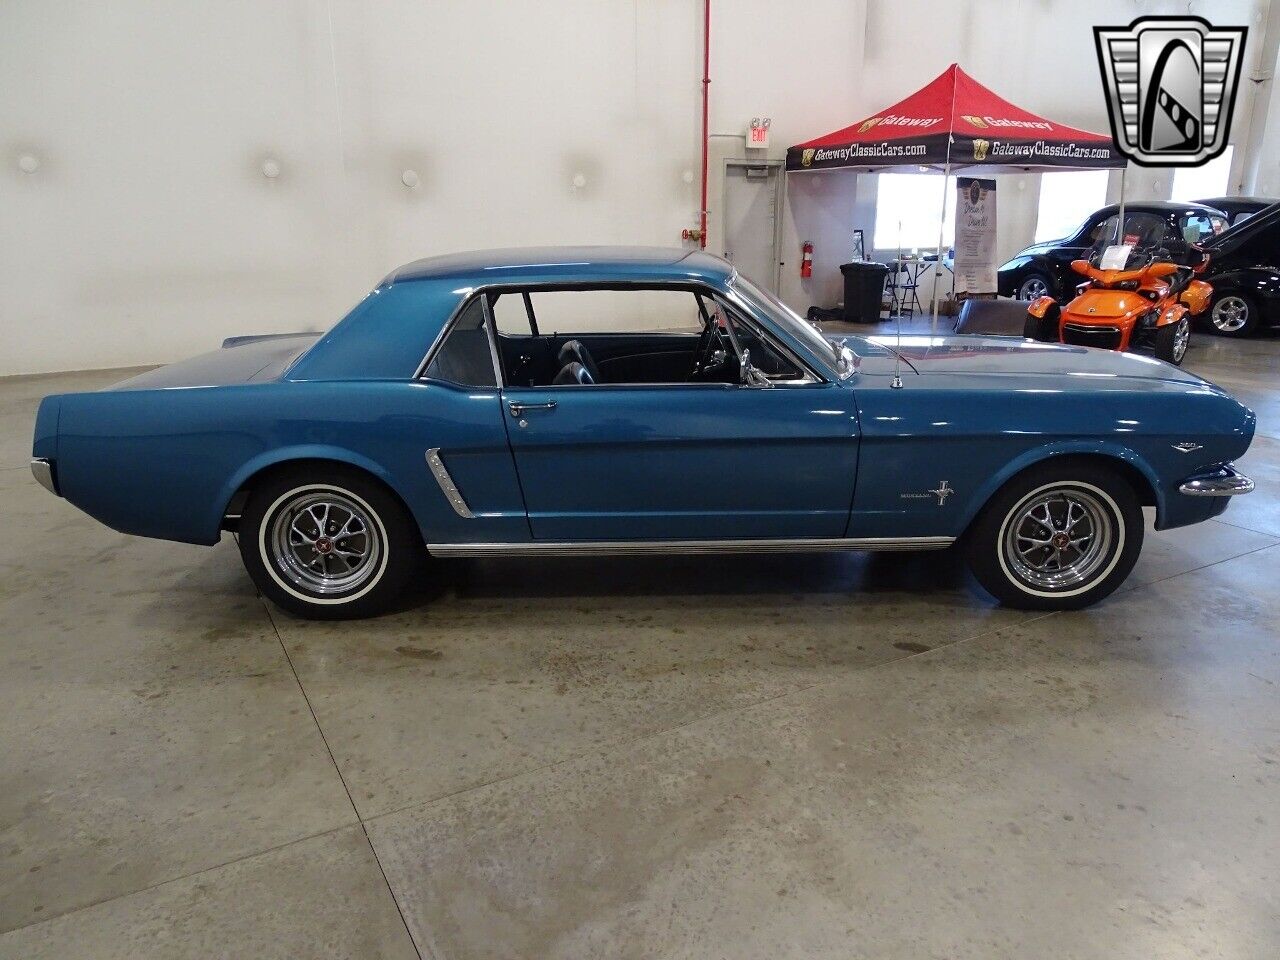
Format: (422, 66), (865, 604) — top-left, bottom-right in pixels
(901, 480), (954, 506)
(1171, 441), (1204, 453)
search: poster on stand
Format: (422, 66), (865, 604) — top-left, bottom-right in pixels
(954, 177), (997, 294)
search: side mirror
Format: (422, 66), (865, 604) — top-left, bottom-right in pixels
(833, 338), (858, 379)
(740, 349), (772, 388)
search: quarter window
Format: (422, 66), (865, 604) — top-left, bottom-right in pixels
(423, 298), (496, 387)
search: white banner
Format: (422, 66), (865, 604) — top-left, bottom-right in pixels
(954, 177), (997, 294)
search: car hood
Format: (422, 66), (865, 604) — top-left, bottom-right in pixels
(107, 333), (321, 391)
(869, 334), (1206, 386)
(1002, 240), (1060, 263)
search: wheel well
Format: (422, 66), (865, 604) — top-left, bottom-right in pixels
(220, 458), (417, 532)
(984, 453), (1157, 516)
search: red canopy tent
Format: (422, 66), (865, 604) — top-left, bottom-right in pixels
(786, 64), (1124, 331)
(786, 63), (1123, 173)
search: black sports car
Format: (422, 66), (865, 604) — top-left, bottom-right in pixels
(1196, 196), (1277, 227)
(998, 201), (1228, 302)
(1198, 201), (1280, 337)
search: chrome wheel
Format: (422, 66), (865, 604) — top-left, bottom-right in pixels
(1019, 276), (1048, 301)
(1172, 316), (1190, 363)
(1002, 487), (1114, 592)
(1211, 296), (1249, 333)
(268, 491), (382, 595)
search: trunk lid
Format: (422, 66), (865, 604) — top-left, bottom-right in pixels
(106, 333), (320, 391)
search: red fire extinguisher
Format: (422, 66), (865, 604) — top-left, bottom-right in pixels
(800, 241), (813, 278)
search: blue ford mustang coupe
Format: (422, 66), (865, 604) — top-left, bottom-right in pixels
(31, 247), (1255, 619)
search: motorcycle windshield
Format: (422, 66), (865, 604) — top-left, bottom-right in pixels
(1087, 212), (1168, 269)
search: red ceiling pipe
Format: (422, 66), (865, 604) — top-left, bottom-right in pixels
(699, 0), (710, 248)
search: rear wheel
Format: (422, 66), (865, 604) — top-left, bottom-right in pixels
(966, 461), (1143, 610)
(1153, 315), (1190, 365)
(238, 465), (423, 619)
(1207, 293), (1258, 337)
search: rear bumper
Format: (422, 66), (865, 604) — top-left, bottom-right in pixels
(1179, 463), (1254, 497)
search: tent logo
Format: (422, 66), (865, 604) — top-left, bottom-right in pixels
(962, 115), (988, 128)
(800, 148), (816, 168)
(858, 117), (883, 133)
(971, 139), (990, 161)
(1094, 16), (1246, 166)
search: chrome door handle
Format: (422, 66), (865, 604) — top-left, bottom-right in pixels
(508, 400), (557, 417)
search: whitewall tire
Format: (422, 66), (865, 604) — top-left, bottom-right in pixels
(238, 465), (422, 619)
(966, 461), (1143, 610)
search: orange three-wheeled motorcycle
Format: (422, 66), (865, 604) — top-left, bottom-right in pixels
(1024, 243), (1212, 366)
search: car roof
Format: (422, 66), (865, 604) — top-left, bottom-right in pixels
(386, 246), (733, 285)
(1196, 196), (1276, 211)
(1091, 200), (1226, 218)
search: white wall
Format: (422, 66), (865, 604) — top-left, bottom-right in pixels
(0, 0), (1268, 374)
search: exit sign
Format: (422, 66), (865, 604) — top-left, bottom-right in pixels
(748, 117), (771, 148)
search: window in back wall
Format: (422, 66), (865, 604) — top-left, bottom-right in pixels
(872, 174), (956, 250)
(1034, 170), (1110, 243)
(1170, 146), (1233, 204)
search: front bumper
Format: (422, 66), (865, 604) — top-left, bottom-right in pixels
(30, 457), (59, 496)
(1179, 463), (1254, 497)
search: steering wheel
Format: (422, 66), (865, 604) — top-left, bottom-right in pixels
(690, 305), (730, 379)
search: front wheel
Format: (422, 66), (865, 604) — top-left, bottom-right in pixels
(965, 462), (1143, 610)
(1153, 315), (1190, 365)
(238, 465), (424, 619)
(1023, 311), (1058, 342)
(1017, 272), (1052, 301)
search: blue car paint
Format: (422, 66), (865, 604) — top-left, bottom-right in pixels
(502, 381), (859, 540)
(33, 247), (1255, 550)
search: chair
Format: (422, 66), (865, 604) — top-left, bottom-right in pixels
(886, 260), (921, 316)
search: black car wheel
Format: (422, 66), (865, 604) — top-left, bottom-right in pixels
(1153, 316), (1191, 365)
(1207, 293), (1259, 337)
(966, 460), (1143, 610)
(1017, 272), (1053, 301)
(238, 464), (423, 619)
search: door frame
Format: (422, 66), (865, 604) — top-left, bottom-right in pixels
(721, 158), (785, 294)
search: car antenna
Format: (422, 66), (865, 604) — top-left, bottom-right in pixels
(892, 219), (904, 389)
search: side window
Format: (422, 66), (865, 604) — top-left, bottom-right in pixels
(491, 293), (534, 336)
(1181, 214), (1221, 245)
(721, 304), (803, 380)
(524, 288), (703, 335)
(423, 298), (496, 387)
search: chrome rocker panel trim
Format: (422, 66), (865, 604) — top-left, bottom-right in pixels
(31, 457), (58, 496)
(425, 448), (474, 519)
(427, 536), (955, 558)
(1179, 464), (1254, 497)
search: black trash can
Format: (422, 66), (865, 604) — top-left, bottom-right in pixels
(839, 261), (889, 323)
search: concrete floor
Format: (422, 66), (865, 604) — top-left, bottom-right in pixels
(1, 329), (1278, 959)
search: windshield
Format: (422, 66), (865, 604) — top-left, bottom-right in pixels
(730, 274), (886, 377)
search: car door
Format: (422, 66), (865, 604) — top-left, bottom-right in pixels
(498, 286), (860, 542)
